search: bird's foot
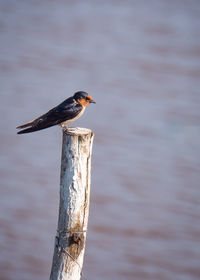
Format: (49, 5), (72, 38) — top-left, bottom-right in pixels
(60, 124), (68, 131)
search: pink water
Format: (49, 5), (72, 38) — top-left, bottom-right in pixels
(0, 1), (200, 279)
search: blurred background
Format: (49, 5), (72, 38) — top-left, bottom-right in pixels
(0, 0), (200, 279)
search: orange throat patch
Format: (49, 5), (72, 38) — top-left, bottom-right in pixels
(77, 99), (90, 106)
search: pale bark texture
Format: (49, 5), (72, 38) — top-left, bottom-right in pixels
(50, 127), (94, 280)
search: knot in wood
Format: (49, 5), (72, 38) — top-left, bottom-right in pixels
(72, 233), (82, 244)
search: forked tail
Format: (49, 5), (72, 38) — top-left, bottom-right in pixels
(16, 120), (34, 129)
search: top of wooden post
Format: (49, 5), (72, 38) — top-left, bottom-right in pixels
(62, 127), (93, 136)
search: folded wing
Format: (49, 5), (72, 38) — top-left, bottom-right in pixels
(17, 100), (82, 134)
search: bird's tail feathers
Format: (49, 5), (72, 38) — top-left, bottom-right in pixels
(17, 126), (38, 134)
(16, 120), (34, 129)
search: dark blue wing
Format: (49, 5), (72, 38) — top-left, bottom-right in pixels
(17, 98), (82, 134)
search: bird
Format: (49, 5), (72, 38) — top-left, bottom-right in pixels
(16, 91), (95, 134)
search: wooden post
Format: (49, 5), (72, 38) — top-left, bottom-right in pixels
(50, 127), (94, 280)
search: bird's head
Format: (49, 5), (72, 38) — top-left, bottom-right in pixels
(73, 91), (96, 106)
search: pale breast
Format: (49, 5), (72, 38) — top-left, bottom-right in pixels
(61, 107), (86, 125)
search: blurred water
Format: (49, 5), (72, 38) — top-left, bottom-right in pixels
(0, 1), (200, 280)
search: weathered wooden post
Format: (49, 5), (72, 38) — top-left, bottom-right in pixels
(50, 127), (94, 280)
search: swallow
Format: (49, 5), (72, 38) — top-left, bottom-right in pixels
(16, 91), (95, 134)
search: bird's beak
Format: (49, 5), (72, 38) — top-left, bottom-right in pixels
(89, 99), (96, 104)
